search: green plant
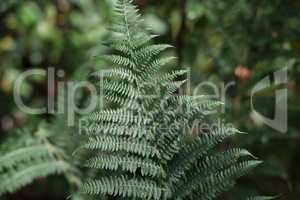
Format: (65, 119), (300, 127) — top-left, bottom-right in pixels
(0, 91), (84, 199)
(0, 121), (81, 197)
(76, 1), (264, 199)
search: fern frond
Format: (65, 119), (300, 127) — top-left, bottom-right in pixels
(83, 123), (154, 140)
(75, 0), (260, 199)
(141, 56), (177, 78)
(135, 44), (173, 60)
(0, 160), (73, 195)
(103, 80), (138, 99)
(88, 109), (145, 124)
(155, 70), (188, 83)
(102, 54), (136, 69)
(173, 161), (262, 199)
(92, 67), (137, 82)
(78, 135), (160, 159)
(0, 145), (55, 172)
(189, 180), (235, 200)
(156, 129), (183, 161)
(169, 128), (241, 183)
(85, 154), (165, 178)
(81, 175), (170, 199)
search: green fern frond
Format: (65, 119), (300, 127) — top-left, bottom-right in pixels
(85, 154), (165, 177)
(0, 160), (73, 195)
(102, 54), (136, 69)
(135, 44), (173, 60)
(169, 131), (237, 182)
(78, 135), (160, 158)
(189, 180), (235, 200)
(141, 56), (177, 78)
(82, 123), (154, 140)
(173, 161), (262, 199)
(88, 109), (144, 124)
(155, 70), (188, 83)
(0, 145), (55, 172)
(75, 0), (261, 199)
(92, 67), (137, 82)
(0, 117), (82, 197)
(81, 175), (170, 200)
(103, 80), (138, 99)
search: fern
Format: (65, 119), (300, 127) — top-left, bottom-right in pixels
(75, 0), (263, 200)
(0, 87), (84, 199)
(0, 125), (66, 194)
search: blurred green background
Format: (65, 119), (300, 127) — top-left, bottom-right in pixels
(0, 0), (300, 199)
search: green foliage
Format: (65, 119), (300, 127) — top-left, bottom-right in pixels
(0, 0), (111, 134)
(76, 1), (260, 199)
(142, 0), (299, 198)
(2, 0), (297, 199)
(0, 122), (79, 196)
(0, 88), (84, 199)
